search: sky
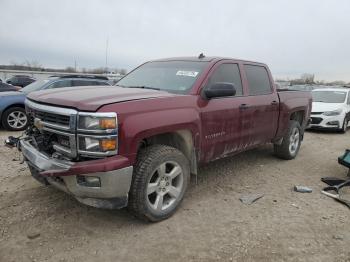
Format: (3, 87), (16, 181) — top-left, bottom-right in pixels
(1, 0), (350, 81)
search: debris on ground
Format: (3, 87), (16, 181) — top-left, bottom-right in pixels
(239, 194), (264, 205)
(27, 231), (40, 240)
(321, 177), (350, 208)
(294, 186), (312, 193)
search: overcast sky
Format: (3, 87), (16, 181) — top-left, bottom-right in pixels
(1, 0), (350, 81)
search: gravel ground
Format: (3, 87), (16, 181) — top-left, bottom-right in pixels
(0, 129), (349, 262)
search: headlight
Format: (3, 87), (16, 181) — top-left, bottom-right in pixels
(77, 112), (118, 156)
(79, 136), (118, 153)
(78, 112), (117, 131)
(323, 109), (343, 116)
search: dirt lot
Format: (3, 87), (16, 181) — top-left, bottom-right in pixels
(0, 130), (349, 262)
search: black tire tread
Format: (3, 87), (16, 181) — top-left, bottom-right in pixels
(128, 144), (189, 222)
(1, 106), (28, 131)
(274, 120), (301, 160)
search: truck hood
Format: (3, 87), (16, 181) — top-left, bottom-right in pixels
(312, 102), (344, 113)
(27, 86), (176, 111)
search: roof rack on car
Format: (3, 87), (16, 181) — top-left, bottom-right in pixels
(57, 75), (109, 80)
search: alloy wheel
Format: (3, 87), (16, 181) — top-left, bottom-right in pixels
(7, 111), (27, 129)
(146, 161), (184, 212)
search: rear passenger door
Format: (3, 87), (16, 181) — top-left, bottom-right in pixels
(243, 64), (279, 145)
(200, 62), (251, 162)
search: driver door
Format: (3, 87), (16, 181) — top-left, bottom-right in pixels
(199, 62), (251, 162)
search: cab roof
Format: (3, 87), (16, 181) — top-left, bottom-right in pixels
(151, 56), (267, 66)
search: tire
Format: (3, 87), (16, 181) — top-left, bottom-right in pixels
(1, 107), (28, 131)
(339, 118), (348, 133)
(128, 145), (190, 222)
(274, 120), (302, 160)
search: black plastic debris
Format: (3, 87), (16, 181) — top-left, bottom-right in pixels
(321, 178), (350, 209)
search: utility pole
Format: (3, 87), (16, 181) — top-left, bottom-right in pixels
(74, 60), (77, 72)
(105, 37), (109, 73)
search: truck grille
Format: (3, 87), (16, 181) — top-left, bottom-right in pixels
(25, 99), (78, 158)
(32, 110), (70, 126)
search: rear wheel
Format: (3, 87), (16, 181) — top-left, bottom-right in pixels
(1, 107), (28, 131)
(274, 120), (302, 160)
(128, 145), (190, 222)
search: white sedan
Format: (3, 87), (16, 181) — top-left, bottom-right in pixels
(309, 88), (350, 133)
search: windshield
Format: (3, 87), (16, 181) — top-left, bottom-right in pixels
(116, 61), (208, 94)
(20, 79), (51, 94)
(312, 91), (347, 103)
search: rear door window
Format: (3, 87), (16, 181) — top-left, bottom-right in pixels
(49, 80), (72, 89)
(207, 63), (243, 96)
(244, 65), (272, 95)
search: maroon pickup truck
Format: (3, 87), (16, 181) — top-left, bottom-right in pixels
(18, 56), (311, 221)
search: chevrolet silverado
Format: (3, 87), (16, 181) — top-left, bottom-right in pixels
(16, 56), (312, 221)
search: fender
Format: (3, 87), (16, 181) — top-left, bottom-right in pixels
(121, 108), (201, 164)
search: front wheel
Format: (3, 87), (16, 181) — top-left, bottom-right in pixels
(128, 145), (190, 222)
(274, 120), (302, 160)
(1, 107), (28, 131)
(340, 118), (348, 133)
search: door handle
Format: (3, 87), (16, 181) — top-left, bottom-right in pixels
(271, 101), (278, 106)
(239, 104), (249, 110)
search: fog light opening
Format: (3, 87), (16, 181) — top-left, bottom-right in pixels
(77, 175), (101, 187)
(327, 121), (339, 126)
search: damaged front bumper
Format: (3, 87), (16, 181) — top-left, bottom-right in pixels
(20, 139), (133, 209)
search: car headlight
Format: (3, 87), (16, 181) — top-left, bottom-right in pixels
(78, 112), (117, 131)
(77, 112), (118, 156)
(323, 109), (343, 116)
(79, 136), (118, 153)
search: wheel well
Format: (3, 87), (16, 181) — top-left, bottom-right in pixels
(139, 130), (197, 174)
(290, 111), (304, 126)
(1, 104), (25, 119)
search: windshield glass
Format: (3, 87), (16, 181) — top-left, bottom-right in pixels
(116, 61), (208, 94)
(312, 90), (346, 103)
(20, 79), (51, 94)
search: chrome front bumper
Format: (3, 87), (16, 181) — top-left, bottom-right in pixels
(21, 139), (133, 209)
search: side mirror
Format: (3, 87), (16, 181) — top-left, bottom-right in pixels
(205, 82), (236, 99)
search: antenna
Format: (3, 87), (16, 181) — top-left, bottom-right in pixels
(198, 53), (205, 59)
(105, 37), (109, 73)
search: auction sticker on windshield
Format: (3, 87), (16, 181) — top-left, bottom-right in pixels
(176, 70), (199, 77)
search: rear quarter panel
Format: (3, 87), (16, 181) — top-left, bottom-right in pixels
(276, 90), (312, 139)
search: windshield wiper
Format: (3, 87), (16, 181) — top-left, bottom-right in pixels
(118, 85), (160, 91)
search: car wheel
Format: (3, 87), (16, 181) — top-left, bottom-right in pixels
(274, 120), (302, 160)
(1, 107), (28, 131)
(128, 145), (190, 222)
(340, 118), (348, 133)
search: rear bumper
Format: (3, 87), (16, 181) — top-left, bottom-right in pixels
(21, 139), (133, 209)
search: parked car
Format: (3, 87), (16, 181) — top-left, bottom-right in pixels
(17, 56), (311, 221)
(0, 75), (110, 131)
(309, 88), (350, 132)
(288, 85), (315, 91)
(0, 82), (20, 92)
(6, 75), (36, 87)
